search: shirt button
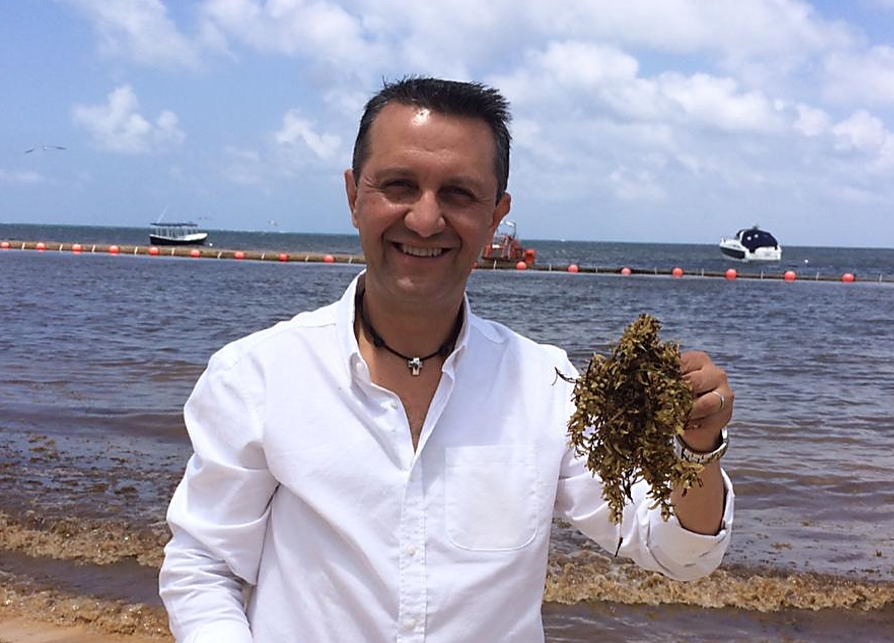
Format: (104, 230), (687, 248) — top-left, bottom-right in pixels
(402, 618), (416, 631)
(405, 545), (417, 557)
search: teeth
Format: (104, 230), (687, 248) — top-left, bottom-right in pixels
(400, 244), (444, 258)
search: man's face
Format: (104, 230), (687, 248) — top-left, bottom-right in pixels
(345, 103), (510, 311)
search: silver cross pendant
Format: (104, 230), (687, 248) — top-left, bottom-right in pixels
(407, 357), (423, 376)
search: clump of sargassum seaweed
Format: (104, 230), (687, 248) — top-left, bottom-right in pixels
(559, 314), (704, 531)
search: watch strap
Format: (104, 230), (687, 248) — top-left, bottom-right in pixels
(674, 427), (729, 465)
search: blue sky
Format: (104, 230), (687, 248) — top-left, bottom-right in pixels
(2, 0), (894, 247)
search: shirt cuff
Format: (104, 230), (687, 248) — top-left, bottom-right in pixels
(647, 468), (735, 575)
(183, 621), (253, 643)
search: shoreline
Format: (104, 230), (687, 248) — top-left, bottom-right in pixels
(0, 238), (880, 283)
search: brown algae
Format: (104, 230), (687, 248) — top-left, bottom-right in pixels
(562, 314), (702, 524)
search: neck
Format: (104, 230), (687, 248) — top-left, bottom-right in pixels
(356, 287), (464, 375)
(358, 281), (464, 355)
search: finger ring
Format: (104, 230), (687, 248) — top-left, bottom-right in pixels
(710, 390), (726, 411)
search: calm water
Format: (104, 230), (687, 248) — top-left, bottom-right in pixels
(1, 224), (893, 641)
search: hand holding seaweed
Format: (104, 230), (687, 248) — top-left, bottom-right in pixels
(562, 314), (703, 524)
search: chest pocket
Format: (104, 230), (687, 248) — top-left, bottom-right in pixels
(444, 446), (539, 551)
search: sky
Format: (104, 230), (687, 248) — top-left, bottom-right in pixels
(2, 0), (894, 247)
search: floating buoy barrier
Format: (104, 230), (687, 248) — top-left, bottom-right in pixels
(2, 239), (891, 284)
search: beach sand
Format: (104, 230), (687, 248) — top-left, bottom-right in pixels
(0, 616), (167, 643)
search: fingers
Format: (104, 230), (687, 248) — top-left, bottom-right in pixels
(681, 349), (734, 423)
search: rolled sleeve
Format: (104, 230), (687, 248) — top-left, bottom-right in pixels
(160, 351), (279, 642)
(555, 446), (735, 581)
(646, 468), (734, 580)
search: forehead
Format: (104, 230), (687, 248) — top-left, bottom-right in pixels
(364, 103), (497, 178)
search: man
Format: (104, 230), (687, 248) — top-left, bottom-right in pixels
(159, 77), (734, 643)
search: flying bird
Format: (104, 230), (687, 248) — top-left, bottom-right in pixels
(25, 145), (66, 154)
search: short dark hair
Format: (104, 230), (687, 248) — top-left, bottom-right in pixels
(351, 77), (512, 202)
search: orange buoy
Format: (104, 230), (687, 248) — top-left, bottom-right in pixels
(36, 242), (46, 251)
(278, 253), (289, 262)
(323, 254), (335, 264)
(784, 270), (797, 282)
(515, 260), (527, 270)
(234, 251), (246, 260)
(567, 264), (579, 273)
(71, 243), (83, 253)
(671, 267), (683, 278)
(108, 245), (120, 254)
(725, 268), (737, 280)
(620, 267), (632, 276)
(0, 241), (9, 250)
(149, 246), (160, 256)
(190, 248), (201, 258)
(524, 248), (536, 264)
(841, 272), (855, 283)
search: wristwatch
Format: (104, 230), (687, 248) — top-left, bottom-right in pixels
(674, 428), (729, 465)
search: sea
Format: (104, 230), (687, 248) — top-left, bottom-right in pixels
(1, 223), (893, 642)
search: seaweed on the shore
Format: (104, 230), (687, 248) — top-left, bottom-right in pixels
(560, 314), (703, 525)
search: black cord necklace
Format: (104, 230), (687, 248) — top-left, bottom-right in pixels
(357, 292), (464, 376)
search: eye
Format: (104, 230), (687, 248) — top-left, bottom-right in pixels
(440, 186), (477, 205)
(380, 179), (416, 200)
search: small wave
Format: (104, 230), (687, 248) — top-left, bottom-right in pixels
(544, 550), (894, 612)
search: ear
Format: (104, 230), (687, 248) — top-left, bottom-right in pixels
(489, 192), (511, 234)
(344, 169), (359, 229)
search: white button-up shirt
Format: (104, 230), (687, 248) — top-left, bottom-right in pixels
(159, 274), (734, 643)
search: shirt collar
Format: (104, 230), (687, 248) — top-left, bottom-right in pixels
(335, 271), (502, 378)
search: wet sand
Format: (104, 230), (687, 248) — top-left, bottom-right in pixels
(0, 617), (167, 643)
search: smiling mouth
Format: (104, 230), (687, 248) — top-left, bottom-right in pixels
(397, 243), (446, 258)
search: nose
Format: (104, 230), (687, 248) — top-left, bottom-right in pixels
(404, 190), (446, 237)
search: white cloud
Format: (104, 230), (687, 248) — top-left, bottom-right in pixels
(793, 103), (831, 137)
(522, 0), (854, 60)
(0, 169), (45, 184)
(275, 110), (341, 161)
(830, 109), (894, 175)
(824, 46), (894, 106)
(833, 110), (889, 153)
(608, 164), (667, 201)
(72, 85), (185, 154)
(198, 0), (385, 67)
(657, 72), (782, 132)
(495, 43), (781, 134)
(221, 146), (268, 186)
(59, 0), (201, 68)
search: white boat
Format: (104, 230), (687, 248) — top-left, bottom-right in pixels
(719, 226), (782, 262)
(149, 222), (208, 246)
